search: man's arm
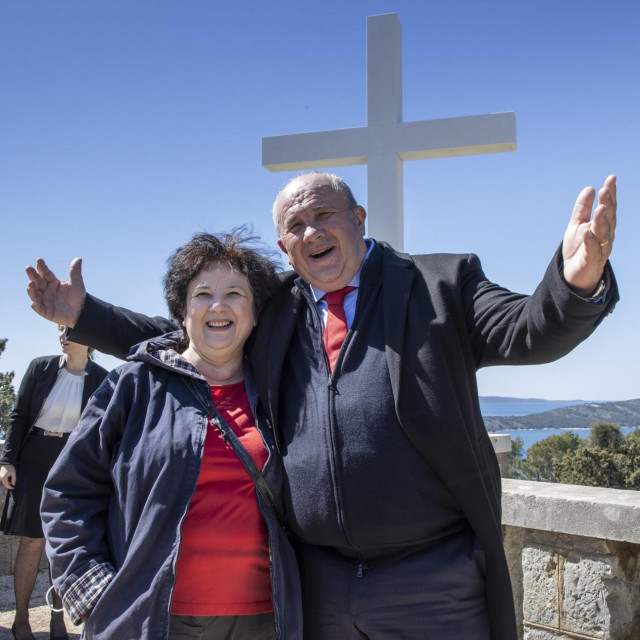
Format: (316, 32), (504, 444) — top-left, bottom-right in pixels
(26, 258), (177, 359)
(463, 248), (618, 369)
(70, 294), (177, 360)
(462, 175), (618, 367)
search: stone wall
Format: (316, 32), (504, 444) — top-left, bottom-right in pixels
(502, 479), (640, 640)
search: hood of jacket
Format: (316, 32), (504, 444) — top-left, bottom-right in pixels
(125, 331), (205, 381)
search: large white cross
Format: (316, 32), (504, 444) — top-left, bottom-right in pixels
(262, 13), (517, 250)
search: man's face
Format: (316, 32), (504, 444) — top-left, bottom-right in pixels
(275, 174), (367, 291)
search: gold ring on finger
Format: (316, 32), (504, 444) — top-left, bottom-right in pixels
(599, 239), (609, 247)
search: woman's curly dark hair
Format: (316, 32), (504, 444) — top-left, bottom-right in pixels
(163, 227), (281, 331)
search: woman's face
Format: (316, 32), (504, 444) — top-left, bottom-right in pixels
(182, 264), (255, 365)
(58, 325), (89, 358)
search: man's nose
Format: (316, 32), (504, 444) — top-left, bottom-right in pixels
(303, 224), (323, 241)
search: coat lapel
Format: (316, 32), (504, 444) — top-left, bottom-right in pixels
(266, 285), (303, 431)
(380, 243), (415, 405)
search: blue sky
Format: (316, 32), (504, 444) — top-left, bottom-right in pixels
(1, 0), (638, 401)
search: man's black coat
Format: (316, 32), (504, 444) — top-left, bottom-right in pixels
(69, 243), (618, 640)
(248, 244), (617, 640)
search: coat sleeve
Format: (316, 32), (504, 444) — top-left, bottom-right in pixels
(0, 358), (43, 465)
(460, 247), (618, 368)
(68, 294), (178, 360)
(41, 369), (126, 624)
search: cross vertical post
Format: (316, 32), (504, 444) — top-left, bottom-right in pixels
(366, 13), (403, 247)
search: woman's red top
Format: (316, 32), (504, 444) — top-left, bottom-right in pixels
(170, 381), (273, 616)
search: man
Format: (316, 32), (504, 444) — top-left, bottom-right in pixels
(27, 172), (618, 640)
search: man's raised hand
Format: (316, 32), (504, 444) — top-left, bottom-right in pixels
(26, 257), (86, 328)
(562, 175), (616, 297)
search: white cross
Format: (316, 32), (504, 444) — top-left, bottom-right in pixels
(262, 13), (517, 250)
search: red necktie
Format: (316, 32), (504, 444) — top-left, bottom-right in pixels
(323, 286), (356, 372)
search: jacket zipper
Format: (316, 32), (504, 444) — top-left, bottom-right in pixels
(325, 336), (359, 553)
(297, 286), (356, 554)
(164, 409), (208, 640)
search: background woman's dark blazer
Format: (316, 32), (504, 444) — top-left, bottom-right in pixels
(1, 355), (109, 467)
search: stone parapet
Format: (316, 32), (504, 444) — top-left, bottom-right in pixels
(502, 479), (640, 640)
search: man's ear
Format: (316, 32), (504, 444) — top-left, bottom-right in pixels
(354, 206), (367, 233)
(278, 240), (288, 254)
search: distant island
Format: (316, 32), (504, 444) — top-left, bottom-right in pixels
(480, 397), (640, 432)
(480, 396), (588, 405)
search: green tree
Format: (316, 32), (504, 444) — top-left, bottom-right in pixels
(589, 422), (624, 452)
(618, 436), (640, 489)
(555, 446), (626, 488)
(623, 428), (640, 446)
(507, 435), (525, 479)
(516, 424), (640, 489)
(519, 431), (583, 482)
(0, 339), (16, 438)
(554, 424), (640, 490)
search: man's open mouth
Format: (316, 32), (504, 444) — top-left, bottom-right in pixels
(310, 246), (334, 259)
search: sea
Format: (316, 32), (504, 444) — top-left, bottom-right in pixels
(479, 398), (637, 453)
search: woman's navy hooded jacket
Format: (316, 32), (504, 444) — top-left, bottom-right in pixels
(41, 332), (302, 640)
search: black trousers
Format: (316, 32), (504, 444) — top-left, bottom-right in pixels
(296, 529), (491, 640)
(168, 613), (277, 640)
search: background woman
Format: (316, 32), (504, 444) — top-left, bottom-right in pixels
(41, 231), (302, 640)
(0, 327), (108, 640)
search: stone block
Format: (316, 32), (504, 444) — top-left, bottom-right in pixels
(522, 547), (559, 627)
(561, 555), (612, 636)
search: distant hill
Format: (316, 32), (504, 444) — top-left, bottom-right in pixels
(480, 396), (587, 405)
(482, 398), (640, 431)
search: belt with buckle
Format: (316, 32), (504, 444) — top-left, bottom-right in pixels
(31, 427), (69, 438)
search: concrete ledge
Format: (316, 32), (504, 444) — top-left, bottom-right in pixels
(489, 433), (511, 453)
(502, 478), (640, 544)
(489, 433), (511, 478)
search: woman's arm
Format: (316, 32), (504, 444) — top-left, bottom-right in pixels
(41, 370), (124, 624)
(0, 357), (46, 466)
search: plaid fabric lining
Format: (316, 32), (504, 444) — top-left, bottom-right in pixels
(150, 348), (203, 377)
(62, 562), (116, 625)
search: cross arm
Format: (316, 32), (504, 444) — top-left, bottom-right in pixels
(262, 127), (370, 172)
(395, 112), (517, 160)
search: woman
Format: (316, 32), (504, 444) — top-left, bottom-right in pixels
(0, 327), (108, 640)
(40, 231), (302, 640)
